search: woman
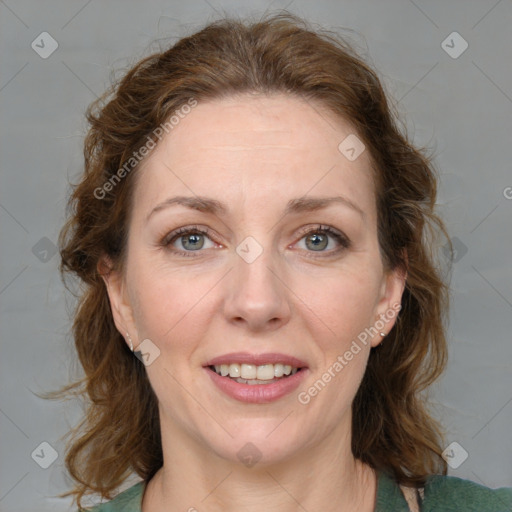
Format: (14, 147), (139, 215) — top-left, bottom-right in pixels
(55, 13), (512, 512)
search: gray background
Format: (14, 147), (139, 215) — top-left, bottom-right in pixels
(1, 1), (511, 511)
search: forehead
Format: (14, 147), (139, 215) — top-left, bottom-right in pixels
(152, 93), (364, 158)
(133, 93), (376, 221)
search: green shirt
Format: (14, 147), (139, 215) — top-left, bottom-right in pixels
(84, 470), (512, 511)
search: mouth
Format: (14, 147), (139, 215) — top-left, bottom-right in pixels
(202, 354), (309, 403)
(207, 363), (303, 385)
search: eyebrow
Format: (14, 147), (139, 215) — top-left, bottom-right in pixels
(146, 194), (365, 222)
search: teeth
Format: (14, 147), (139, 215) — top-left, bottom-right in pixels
(212, 363), (300, 380)
(241, 364), (257, 379)
(274, 364), (284, 378)
(229, 363), (240, 377)
(257, 364), (274, 380)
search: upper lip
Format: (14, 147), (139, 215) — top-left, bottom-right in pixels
(204, 352), (308, 368)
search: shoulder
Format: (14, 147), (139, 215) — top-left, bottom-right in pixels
(422, 474), (512, 512)
(79, 481), (145, 512)
(376, 470), (512, 512)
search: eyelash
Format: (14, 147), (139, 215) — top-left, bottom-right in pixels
(160, 224), (351, 258)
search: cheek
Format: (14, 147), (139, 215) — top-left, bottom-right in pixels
(293, 272), (378, 421)
(292, 267), (381, 349)
(128, 264), (218, 348)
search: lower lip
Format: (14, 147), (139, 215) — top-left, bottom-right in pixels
(204, 367), (309, 404)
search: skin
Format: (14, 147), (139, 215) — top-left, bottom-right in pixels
(102, 93), (406, 512)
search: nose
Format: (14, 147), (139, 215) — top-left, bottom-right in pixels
(222, 243), (292, 332)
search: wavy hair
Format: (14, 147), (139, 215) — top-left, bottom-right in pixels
(50, 12), (450, 509)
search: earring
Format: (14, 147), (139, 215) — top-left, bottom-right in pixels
(126, 332), (133, 352)
(380, 332), (386, 338)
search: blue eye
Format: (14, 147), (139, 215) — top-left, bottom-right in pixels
(161, 224), (350, 258)
(162, 226), (216, 255)
(177, 232), (206, 250)
(296, 225), (350, 255)
(303, 232), (330, 251)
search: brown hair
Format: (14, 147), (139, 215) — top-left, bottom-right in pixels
(51, 12), (450, 509)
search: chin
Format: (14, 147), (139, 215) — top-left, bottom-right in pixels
(203, 421), (305, 468)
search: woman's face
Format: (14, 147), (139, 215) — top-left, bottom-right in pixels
(105, 93), (405, 467)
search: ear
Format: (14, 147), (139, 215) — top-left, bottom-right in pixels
(370, 260), (407, 348)
(98, 255), (138, 350)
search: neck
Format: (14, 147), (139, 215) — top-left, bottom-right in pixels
(142, 420), (377, 512)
